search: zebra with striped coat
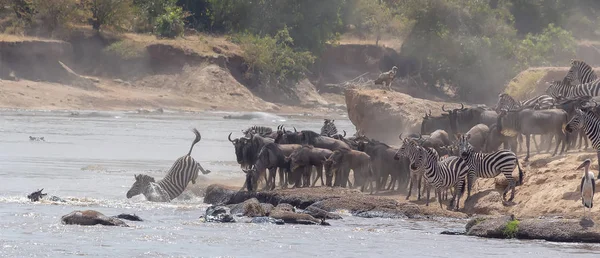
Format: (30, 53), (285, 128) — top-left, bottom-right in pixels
(495, 93), (555, 112)
(397, 139), (469, 210)
(566, 107), (600, 179)
(564, 59), (598, 85)
(546, 79), (600, 99)
(320, 119), (338, 137)
(126, 128), (211, 202)
(395, 138), (432, 204)
(457, 134), (524, 202)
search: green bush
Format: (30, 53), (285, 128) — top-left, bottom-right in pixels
(516, 23), (577, 68)
(234, 27), (315, 84)
(154, 5), (187, 38)
(104, 40), (147, 59)
(503, 219), (520, 239)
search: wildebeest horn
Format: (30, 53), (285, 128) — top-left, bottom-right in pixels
(293, 127), (297, 132)
(342, 130), (346, 137)
(442, 105), (448, 112)
(460, 103), (465, 110)
(428, 110), (432, 116)
(283, 126), (287, 133)
(398, 133), (403, 140)
(228, 132), (234, 142)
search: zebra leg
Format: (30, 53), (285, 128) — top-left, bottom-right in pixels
(596, 151), (600, 180)
(417, 174), (422, 200)
(436, 189), (443, 209)
(406, 174), (414, 200)
(552, 132), (562, 156)
(425, 184), (430, 206)
(198, 163), (211, 175)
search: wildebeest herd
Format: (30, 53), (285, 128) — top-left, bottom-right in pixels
(122, 59), (600, 213)
(225, 59), (600, 211)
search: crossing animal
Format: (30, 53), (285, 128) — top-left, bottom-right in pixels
(565, 107), (600, 177)
(394, 138), (431, 204)
(126, 129), (211, 202)
(243, 126), (274, 138)
(320, 119), (338, 137)
(546, 79), (600, 99)
(577, 159), (595, 219)
(374, 66), (398, 90)
(288, 145), (333, 188)
(397, 139), (469, 210)
(564, 59), (598, 85)
(495, 93), (554, 112)
(324, 149), (374, 192)
(457, 134), (524, 202)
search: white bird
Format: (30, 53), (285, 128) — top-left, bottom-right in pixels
(578, 159), (595, 219)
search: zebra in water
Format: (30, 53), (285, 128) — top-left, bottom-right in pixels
(320, 119), (338, 137)
(494, 93), (554, 112)
(457, 134), (524, 202)
(243, 126), (273, 138)
(397, 139), (469, 210)
(565, 107), (600, 179)
(564, 59), (598, 85)
(126, 128), (212, 202)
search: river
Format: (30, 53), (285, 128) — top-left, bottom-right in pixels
(0, 109), (599, 258)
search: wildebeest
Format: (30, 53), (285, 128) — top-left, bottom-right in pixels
(288, 145), (333, 188)
(498, 108), (569, 161)
(356, 137), (410, 192)
(463, 124), (489, 152)
(252, 143), (302, 191)
(298, 130), (352, 151)
(324, 149), (374, 192)
(228, 133), (251, 169)
(421, 110), (452, 135)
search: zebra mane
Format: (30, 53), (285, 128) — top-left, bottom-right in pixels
(135, 174), (155, 182)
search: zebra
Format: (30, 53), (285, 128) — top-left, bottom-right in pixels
(564, 59), (598, 85)
(320, 119), (338, 137)
(126, 128), (211, 202)
(494, 93), (554, 112)
(395, 138), (431, 204)
(546, 79), (600, 99)
(565, 107), (600, 179)
(243, 126), (273, 138)
(397, 138), (469, 210)
(457, 134), (524, 202)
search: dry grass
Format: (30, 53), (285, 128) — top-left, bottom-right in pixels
(120, 32), (242, 57)
(0, 33), (63, 43)
(504, 69), (546, 99)
(338, 35), (403, 51)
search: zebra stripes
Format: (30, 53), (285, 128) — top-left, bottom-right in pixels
(565, 59), (598, 85)
(495, 93), (554, 111)
(457, 134), (523, 202)
(546, 80), (600, 99)
(398, 139), (469, 210)
(243, 126), (273, 137)
(320, 119), (338, 137)
(126, 128), (211, 202)
(566, 108), (600, 179)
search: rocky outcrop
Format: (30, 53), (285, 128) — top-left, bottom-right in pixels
(344, 89), (462, 143)
(203, 184), (466, 219)
(466, 215), (600, 243)
(61, 210), (129, 227)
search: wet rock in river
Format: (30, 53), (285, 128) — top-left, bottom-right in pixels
(204, 205), (235, 223)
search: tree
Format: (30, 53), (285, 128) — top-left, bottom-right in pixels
(32, 0), (80, 35)
(87, 0), (134, 31)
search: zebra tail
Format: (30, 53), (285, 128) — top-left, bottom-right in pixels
(187, 128), (202, 156)
(516, 158), (524, 186)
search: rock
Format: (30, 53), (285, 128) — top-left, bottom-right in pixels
(466, 215), (514, 238)
(466, 215), (600, 243)
(61, 210), (129, 227)
(249, 217), (285, 225)
(204, 205), (235, 223)
(270, 209), (328, 226)
(229, 198), (266, 217)
(345, 89), (463, 143)
(274, 203), (295, 213)
(113, 214), (143, 221)
(440, 229), (466, 235)
(463, 190), (505, 215)
(204, 184), (237, 205)
(302, 205), (342, 220)
(260, 203), (274, 215)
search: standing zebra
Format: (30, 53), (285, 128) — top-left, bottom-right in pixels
(397, 139), (469, 210)
(457, 134), (524, 202)
(495, 93), (554, 112)
(126, 128), (212, 202)
(566, 107), (600, 179)
(320, 119), (338, 137)
(395, 138), (431, 204)
(564, 59), (598, 85)
(243, 126), (273, 138)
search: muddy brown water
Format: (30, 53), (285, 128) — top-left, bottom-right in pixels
(0, 109), (599, 257)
